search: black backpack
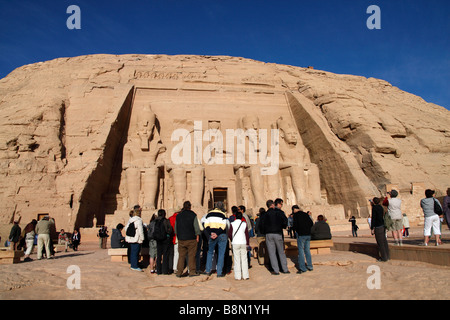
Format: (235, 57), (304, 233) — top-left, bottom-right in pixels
(147, 221), (156, 240)
(98, 227), (108, 238)
(153, 219), (168, 241)
(126, 221), (136, 237)
(434, 199), (443, 216)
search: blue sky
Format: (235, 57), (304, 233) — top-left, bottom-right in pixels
(0, 0), (449, 109)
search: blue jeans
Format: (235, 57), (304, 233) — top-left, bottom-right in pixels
(129, 243), (141, 269)
(296, 235), (313, 272)
(352, 226), (358, 237)
(205, 233), (227, 276)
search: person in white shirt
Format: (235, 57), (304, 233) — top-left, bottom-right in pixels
(383, 190), (403, 246)
(228, 211), (250, 280)
(420, 189), (443, 246)
(125, 205), (145, 272)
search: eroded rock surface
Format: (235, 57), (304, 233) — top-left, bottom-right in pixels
(0, 54), (448, 231)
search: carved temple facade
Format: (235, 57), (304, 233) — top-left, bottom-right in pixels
(101, 74), (343, 227)
(3, 55), (447, 232)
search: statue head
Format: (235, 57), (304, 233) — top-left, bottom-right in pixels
(137, 105), (157, 150)
(208, 120), (221, 131)
(277, 117), (298, 145)
(238, 115), (261, 151)
(138, 105), (157, 133)
(239, 115), (260, 131)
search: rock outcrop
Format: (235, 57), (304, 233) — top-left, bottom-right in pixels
(0, 54), (448, 231)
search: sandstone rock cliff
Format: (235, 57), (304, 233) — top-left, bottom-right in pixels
(0, 54), (448, 231)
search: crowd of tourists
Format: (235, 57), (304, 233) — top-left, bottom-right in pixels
(111, 198), (332, 278)
(369, 188), (449, 262)
(5, 188), (449, 273)
(5, 215), (81, 261)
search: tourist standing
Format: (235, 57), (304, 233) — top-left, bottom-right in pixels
(402, 213), (410, 238)
(175, 201), (201, 277)
(238, 205), (253, 269)
(195, 220), (207, 274)
(370, 197), (390, 262)
(125, 207), (145, 271)
(228, 210), (250, 280)
(420, 189), (443, 246)
(168, 211), (178, 274)
(8, 219), (21, 250)
(292, 205), (313, 273)
(263, 199), (289, 275)
(288, 213), (294, 238)
(36, 216), (54, 260)
(254, 208), (266, 237)
(23, 219), (37, 261)
(349, 216), (358, 237)
(153, 209), (173, 275)
(204, 201), (229, 277)
(98, 226), (109, 249)
(383, 190), (403, 246)
(147, 214), (158, 273)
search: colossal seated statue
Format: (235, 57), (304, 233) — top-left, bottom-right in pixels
(167, 119), (205, 210)
(274, 116), (322, 205)
(122, 105), (165, 210)
(233, 115), (266, 209)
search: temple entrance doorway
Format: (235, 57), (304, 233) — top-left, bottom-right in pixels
(212, 188), (228, 211)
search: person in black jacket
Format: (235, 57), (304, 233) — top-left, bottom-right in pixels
(254, 208), (266, 237)
(370, 197), (390, 262)
(154, 209), (173, 275)
(8, 220), (21, 250)
(292, 205), (313, 273)
(263, 199), (290, 275)
(175, 201), (201, 277)
(311, 215), (332, 240)
(110, 223), (126, 248)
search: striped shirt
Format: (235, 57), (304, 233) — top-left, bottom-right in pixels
(203, 208), (229, 237)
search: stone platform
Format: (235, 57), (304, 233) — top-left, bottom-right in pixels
(0, 248), (24, 264)
(332, 227), (450, 267)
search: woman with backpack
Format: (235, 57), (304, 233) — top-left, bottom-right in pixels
(228, 210), (250, 280)
(149, 209), (173, 275)
(146, 214), (157, 274)
(420, 189), (443, 246)
(125, 206), (145, 272)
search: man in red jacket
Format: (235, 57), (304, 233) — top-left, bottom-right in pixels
(168, 211), (178, 274)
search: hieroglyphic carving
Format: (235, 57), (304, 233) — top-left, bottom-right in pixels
(133, 70), (208, 81)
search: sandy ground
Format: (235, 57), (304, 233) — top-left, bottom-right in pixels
(1, 228), (449, 301)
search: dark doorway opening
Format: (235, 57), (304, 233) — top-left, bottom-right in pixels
(213, 188), (228, 211)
